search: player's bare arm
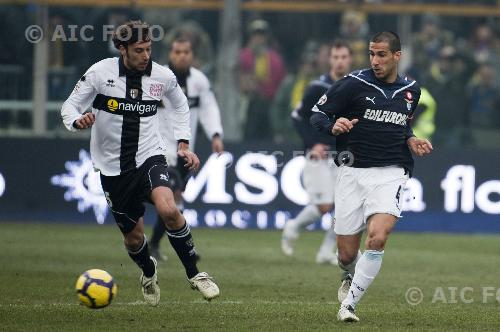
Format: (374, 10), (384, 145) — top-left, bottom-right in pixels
(211, 134), (224, 154)
(407, 136), (433, 157)
(177, 141), (200, 171)
(74, 113), (95, 129)
(331, 117), (359, 136)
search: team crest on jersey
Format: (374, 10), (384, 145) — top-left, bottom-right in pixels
(149, 83), (164, 97)
(405, 91), (413, 110)
(130, 89), (139, 99)
(317, 94), (327, 105)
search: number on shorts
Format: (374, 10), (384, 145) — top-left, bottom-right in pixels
(395, 185), (402, 208)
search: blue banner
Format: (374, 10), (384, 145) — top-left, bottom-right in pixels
(0, 138), (499, 233)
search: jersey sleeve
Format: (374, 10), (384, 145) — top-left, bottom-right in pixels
(310, 77), (353, 135)
(294, 81), (332, 145)
(297, 82), (328, 118)
(405, 86), (422, 140)
(163, 73), (191, 142)
(198, 76), (223, 139)
(61, 66), (98, 131)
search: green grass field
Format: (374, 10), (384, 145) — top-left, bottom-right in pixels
(1, 222), (500, 331)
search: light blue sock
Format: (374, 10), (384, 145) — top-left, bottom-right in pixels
(342, 250), (384, 309)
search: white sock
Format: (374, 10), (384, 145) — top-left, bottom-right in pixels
(318, 226), (337, 254)
(342, 250), (384, 309)
(290, 204), (321, 230)
(337, 250), (362, 277)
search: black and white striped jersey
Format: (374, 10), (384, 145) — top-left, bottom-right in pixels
(61, 57), (190, 176)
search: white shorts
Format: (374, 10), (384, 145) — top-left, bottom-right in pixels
(333, 165), (409, 235)
(302, 157), (338, 205)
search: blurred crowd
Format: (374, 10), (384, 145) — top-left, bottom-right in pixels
(238, 12), (500, 149)
(0, 4), (499, 148)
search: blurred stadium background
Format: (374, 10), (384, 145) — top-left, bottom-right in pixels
(1, 0), (500, 330)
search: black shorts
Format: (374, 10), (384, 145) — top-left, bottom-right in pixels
(100, 155), (173, 234)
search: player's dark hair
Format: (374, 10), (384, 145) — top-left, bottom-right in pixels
(169, 35), (192, 52)
(370, 31), (401, 52)
(112, 20), (151, 50)
(331, 39), (352, 55)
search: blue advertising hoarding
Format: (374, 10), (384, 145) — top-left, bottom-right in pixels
(0, 137), (499, 233)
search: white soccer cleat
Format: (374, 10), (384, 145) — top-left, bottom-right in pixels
(337, 304), (359, 322)
(188, 272), (220, 301)
(315, 251), (339, 265)
(140, 256), (160, 306)
(337, 273), (352, 303)
(281, 221), (299, 256)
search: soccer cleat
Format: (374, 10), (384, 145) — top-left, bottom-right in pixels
(150, 246), (168, 262)
(337, 304), (359, 322)
(188, 272), (220, 301)
(140, 256), (160, 306)
(337, 273), (352, 303)
(315, 251), (339, 265)
(281, 221), (299, 256)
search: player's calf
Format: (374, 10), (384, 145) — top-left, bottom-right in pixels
(166, 221), (200, 279)
(340, 250), (384, 315)
(337, 250), (361, 303)
(124, 223), (156, 279)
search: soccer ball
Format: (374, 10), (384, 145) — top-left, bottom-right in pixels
(75, 269), (117, 309)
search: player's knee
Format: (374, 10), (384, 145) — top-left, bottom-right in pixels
(158, 205), (181, 227)
(365, 233), (387, 250)
(124, 231), (144, 251)
(337, 250), (358, 266)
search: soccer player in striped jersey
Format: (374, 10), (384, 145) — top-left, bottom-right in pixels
(61, 21), (219, 305)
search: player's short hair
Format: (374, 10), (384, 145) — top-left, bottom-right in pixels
(112, 20), (151, 50)
(331, 39), (352, 55)
(370, 31), (401, 53)
(169, 35), (192, 51)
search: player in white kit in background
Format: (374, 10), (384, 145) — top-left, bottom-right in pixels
(281, 41), (353, 265)
(149, 36), (224, 261)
